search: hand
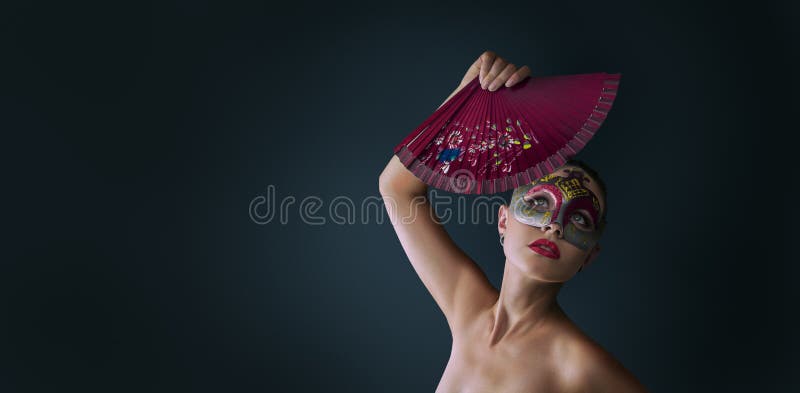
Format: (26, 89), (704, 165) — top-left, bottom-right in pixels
(457, 50), (531, 92)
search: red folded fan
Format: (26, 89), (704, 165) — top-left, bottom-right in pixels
(393, 72), (621, 194)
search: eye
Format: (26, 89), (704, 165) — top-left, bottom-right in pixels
(570, 211), (594, 230)
(524, 196), (549, 211)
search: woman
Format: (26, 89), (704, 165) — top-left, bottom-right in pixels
(378, 51), (648, 393)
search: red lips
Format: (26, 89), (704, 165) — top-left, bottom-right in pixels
(528, 239), (560, 259)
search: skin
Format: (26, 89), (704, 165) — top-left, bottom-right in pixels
(379, 50), (648, 393)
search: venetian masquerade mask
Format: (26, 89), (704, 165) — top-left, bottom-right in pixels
(510, 169), (606, 250)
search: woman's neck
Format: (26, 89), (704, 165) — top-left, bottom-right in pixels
(486, 259), (565, 347)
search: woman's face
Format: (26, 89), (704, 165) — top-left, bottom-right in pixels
(499, 165), (606, 282)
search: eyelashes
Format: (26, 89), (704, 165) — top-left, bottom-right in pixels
(522, 190), (555, 211)
(520, 193), (595, 230)
(569, 211), (595, 230)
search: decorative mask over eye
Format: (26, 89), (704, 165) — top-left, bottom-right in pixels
(568, 210), (594, 231)
(523, 192), (554, 211)
(509, 170), (605, 251)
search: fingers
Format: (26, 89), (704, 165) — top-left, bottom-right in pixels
(478, 50), (496, 86)
(470, 50), (532, 91)
(488, 63), (517, 91)
(503, 65), (532, 88)
(482, 56), (507, 90)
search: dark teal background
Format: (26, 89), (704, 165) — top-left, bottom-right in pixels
(2, 0), (797, 392)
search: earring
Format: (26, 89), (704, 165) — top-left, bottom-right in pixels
(499, 233), (505, 246)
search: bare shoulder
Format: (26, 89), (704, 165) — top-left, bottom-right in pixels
(554, 327), (649, 393)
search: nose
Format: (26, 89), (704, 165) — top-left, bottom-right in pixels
(542, 221), (563, 238)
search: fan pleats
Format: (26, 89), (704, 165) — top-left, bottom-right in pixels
(394, 72), (620, 194)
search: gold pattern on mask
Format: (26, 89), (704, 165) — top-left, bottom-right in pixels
(556, 177), (589, 200)
(526, 170), (599, 217)
(532, 173), (560, 184)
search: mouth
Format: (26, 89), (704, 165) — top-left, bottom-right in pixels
(527, 239), (560, 259)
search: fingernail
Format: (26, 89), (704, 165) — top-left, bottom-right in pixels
(505, 78), (515, 87)
(489, 82), (498, 91)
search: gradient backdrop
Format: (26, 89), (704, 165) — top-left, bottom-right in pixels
(2, 0), (797, 392)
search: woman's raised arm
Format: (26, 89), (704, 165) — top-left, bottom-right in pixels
(379, 155), (496, 332)
(378, 51), (531, 332)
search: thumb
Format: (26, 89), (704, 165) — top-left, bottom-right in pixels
(459, 56), (482, 87)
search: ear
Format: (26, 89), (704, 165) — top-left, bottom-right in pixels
(582, 243), (601, 270)
(498, 204), (509, 236)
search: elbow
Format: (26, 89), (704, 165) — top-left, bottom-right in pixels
(378, 165), (399, 196)
(378, 173), (395, 196)
(378, 154), (427, 197)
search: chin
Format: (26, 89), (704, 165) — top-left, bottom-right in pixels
(509, 250), (577, 283)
